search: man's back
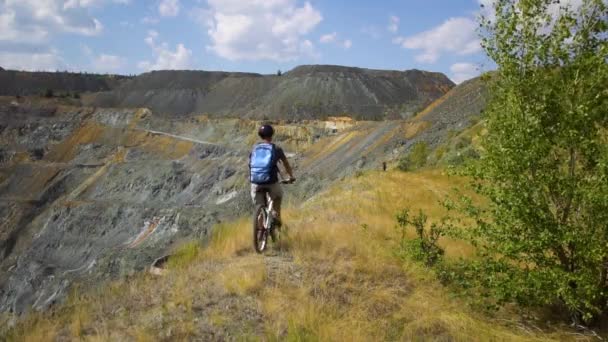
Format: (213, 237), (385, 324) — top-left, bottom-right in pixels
(249, 142), (286, 185)
(248, 124), (295, 225)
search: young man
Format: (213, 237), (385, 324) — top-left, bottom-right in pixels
(249, 124), (295, 226)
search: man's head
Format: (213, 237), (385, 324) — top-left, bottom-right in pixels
(258, 124), (274, 141)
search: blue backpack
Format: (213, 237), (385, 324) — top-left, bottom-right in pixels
(249, 143), (276, 184)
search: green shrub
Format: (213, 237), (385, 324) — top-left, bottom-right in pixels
(454, 136), (472, 149)
(445, 147), (479, 166)
(395, 208), (444, 266)
(442, 0), (608, 323)
(398, 142), (429, 171)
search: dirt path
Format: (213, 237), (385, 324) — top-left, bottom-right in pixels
(141, 129), (222, 147)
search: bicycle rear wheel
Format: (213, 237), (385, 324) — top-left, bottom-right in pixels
(253, 204), (268, 253)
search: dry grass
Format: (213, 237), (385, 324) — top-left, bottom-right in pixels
(2, 170), (597, 341)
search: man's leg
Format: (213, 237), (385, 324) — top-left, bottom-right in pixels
(250, 183), (266, 207)
(268, 183), (284, 223)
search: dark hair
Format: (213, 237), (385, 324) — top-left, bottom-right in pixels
(258, 124), (274, 139)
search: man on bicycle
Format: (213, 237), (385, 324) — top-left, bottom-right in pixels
(249, 124), (295, 227)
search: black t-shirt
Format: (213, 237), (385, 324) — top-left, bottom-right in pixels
(271, 145), (286, 183)
(249, 142), (286, 184)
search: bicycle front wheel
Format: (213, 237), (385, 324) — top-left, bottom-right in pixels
(253, 204), (268, 253)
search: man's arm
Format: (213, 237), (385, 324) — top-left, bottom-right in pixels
(279, 155), (295, 180)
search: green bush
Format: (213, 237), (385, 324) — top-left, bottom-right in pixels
(445, 147), (480, 166)
(443, 0), (608, 324)
(398, 142), (429, 171)
(454, 136), (472, 150)
(396, 209), (444, 267)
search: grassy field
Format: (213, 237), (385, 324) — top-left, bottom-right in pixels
(1, 170), (597, 341)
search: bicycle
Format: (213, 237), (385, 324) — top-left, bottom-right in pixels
(253, 179), (294, 253)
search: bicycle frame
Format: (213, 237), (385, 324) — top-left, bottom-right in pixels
(264, 193), (274, 229)
(253, 177), (293, 253)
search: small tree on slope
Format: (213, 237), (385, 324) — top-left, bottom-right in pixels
(456, 0), (608, 323)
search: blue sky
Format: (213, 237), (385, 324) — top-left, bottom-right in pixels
(0, 0), (496, 83)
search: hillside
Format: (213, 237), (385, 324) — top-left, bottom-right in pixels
(0, 103), (382, 315)
(2, 68), (606, 339)
(3, 170), (599, 340)
(407, 75), (488, 147)
(84, 65), (454, 120)
(0, 76), (476, 316)
(0, 69), (131, 96)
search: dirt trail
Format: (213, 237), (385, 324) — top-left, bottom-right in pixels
(140, 129), (223, 147)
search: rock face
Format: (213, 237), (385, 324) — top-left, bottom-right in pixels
(0, 98), (386, 314)
(402, 76), (489, 148)
(85, 65), (454, 120)
(0, 69), (131, 96)
(0, 103), (248, 314)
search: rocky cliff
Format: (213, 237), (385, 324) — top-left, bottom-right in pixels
(84, 65), (454, 120)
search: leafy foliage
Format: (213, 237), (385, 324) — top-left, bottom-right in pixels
(452, 0), (608, 323)
(398, 142), (429, 171)
(396, 208), (445, 266)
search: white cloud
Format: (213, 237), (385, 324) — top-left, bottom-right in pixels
(395, 17), (481, 63)
(320, 32), (337, 44)
(300, 39), (320, 60)
(203, 0), (323, 61)
(388, 15), (399, 33)
(450, 62), (479, 84)
(0, 0), (130, 72)
(141, 16), (160, 24)
(94, 54), (126, 73)
(81, 45), (127, 73)
(138, 31), (192, 71)
(81, 44), (93, 56)
(391, 0), (585, 69)
(0, 51), (63, 71)
(361, 26), (381, 39)
(63, 0), (131, 8)
(159, 0), (180, 17)
(190, 7), (214, 27)
(0, 0), (135, 43)
(319, 32), (351, 49)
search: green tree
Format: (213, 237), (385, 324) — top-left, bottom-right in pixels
(453, 0), (608, 323)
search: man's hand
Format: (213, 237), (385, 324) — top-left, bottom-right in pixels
(281, 177), (295, 184)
